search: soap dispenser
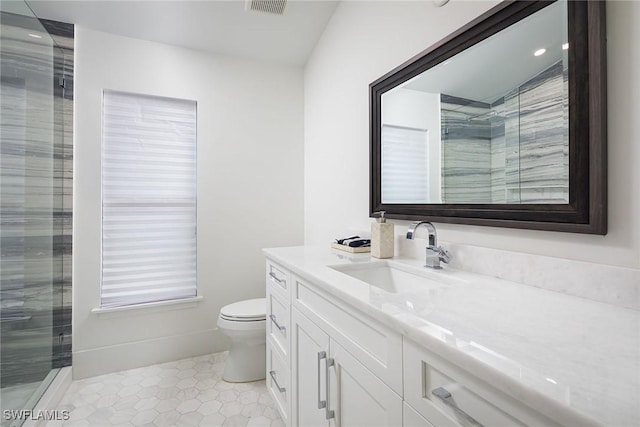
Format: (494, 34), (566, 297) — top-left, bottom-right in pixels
(371, 211), (394, 259)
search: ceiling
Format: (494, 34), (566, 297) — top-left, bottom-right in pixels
(26, 0), (339, 66)
(403, 1), (567, 103)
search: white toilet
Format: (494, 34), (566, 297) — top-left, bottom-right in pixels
(217, 298), (267, 382)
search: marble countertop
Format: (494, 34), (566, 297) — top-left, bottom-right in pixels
(263, 246), (640, 427)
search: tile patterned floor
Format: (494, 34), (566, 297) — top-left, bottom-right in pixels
(53, 352), (283, 426)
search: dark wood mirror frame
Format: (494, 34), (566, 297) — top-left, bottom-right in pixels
(370, 0), (607, 234)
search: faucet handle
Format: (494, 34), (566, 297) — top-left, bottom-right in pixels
(437, 247), (451, 264)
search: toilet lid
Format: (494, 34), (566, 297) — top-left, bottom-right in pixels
(220, 298), (266, 320)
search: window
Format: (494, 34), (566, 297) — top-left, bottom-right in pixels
(101, 91), (197, 308)
(381, 125), (431, 203)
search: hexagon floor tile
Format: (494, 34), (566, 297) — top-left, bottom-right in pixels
(50, 352), (283, 426)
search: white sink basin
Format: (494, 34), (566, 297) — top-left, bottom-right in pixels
(329, 260), (451, 293)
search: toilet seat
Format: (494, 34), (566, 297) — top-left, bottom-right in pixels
(219, 314), (265, 322)
(219, 298), (266, 322)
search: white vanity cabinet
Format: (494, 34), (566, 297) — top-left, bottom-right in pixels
(266, 259), (403, 427)
(291, 307), (402, 427)
(289, 271), (403, 427)
(265, 255), (577, 427)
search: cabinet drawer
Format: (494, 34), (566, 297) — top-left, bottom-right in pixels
(293, 274), (403, 395)
(267, 283), (290, 361)
(267, 337), (290, 424)
(266, 259), (291, 299)
(404, 339), (561, 427)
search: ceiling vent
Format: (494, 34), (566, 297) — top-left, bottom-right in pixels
(245, 0), (287, 15)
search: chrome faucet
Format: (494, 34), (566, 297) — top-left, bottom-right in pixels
(406, 221), (451, 269)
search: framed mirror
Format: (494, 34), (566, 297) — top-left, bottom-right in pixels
(370, 0), (606, 234)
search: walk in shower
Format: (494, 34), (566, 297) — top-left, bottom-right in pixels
(1, 1), (73, 425)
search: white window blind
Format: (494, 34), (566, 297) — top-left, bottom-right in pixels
(101, 91), (197, 308)
(381, 124), (430, 203)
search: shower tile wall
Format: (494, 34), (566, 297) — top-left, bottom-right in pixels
(0, 13), (73, 388)
(440, 95), (492, 203)
(441, 61), (568, 204)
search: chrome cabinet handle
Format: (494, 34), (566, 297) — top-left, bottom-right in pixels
(269, 314), (286, 333)
(269, 272), (285, 284)
(317, 351), (327, 410)
(269, 370), (286, 393)
(432, 387), (484, 427)
(325, 357), (335, 420)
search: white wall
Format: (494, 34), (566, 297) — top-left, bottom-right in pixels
(74, 28), (304, 378)
(304, 0), (640, 271)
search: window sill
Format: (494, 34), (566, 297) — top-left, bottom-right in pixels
(92, 296), (204, 317)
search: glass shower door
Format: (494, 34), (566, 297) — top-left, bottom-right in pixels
(1, 2), (67, 425)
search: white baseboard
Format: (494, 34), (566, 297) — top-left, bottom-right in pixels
(72, 328), (228, 379)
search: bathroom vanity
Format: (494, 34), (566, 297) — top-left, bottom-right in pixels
(264, 246), (638, 427)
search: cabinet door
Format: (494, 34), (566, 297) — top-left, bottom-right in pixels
(293, 274), (403, 395)
(292, 308), (331, 427)
(403, 402), (434, 427)
(329, 340), (402, 427)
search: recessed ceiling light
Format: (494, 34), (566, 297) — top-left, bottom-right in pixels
(28, 33), (42, 39)
(562, 43), (569, 50)
(534, 48), (546, 57)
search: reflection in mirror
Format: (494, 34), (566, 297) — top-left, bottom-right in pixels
(381, 1), (568, 205)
